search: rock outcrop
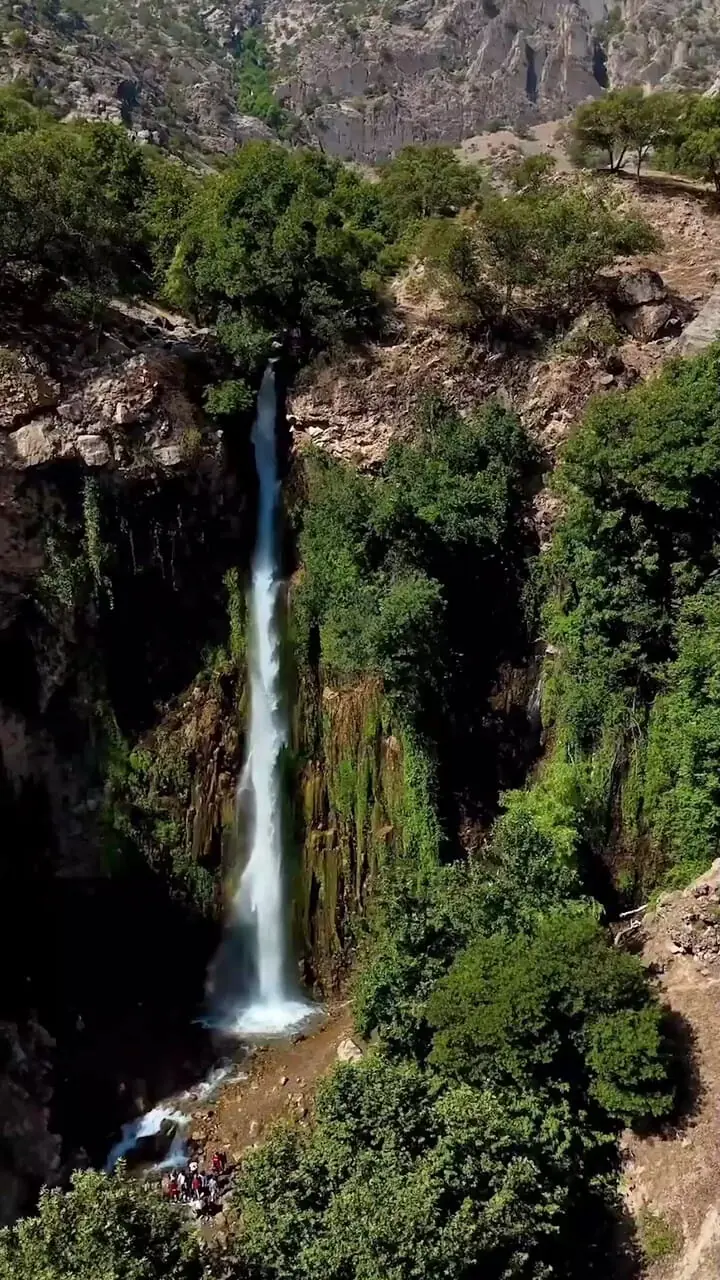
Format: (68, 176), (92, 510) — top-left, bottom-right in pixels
(5, 0), (720, 161)
(0, 295), (253, 1214)
(0, 1020), (60, 1226)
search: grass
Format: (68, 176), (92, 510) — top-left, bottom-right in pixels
(638, 1209), (682, 1265)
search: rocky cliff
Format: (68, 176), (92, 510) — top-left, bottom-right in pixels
(5, 0), (720, 161)
(0, 292), (255, 1216)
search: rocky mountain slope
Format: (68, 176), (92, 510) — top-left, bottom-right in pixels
(4, 0), (720, 159)
(622, 860), (720, 1280)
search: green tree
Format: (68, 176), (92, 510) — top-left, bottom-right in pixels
(167, 142), (389, 372)
(427, 909), (674, 1124)
(570, 89), (677, 179)
(0, 1169), (206, 1280)
(231, 1055), (610, 1280)
(0, 120), (152, 290)
(141, 153), (198, 281)
(417, 182), (657, 324)
(661, 93), (720, 194)
(377, 144), (484, 232)
(294, 398), (534, 718)
(354, 810), (582, 1056)
(506, 152), (557, 190)
(546, 346), (720, 750)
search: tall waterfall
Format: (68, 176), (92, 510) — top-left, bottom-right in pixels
(224, 364), (308, 1035)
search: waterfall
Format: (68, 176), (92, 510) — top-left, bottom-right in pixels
(222, 364), (309, 1035)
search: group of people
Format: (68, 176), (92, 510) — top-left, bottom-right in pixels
(162, 1151), (228, 1218)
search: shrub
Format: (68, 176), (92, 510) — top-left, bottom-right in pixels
(427, 908), (674, 1124)
(638, 1209), (682, 1264)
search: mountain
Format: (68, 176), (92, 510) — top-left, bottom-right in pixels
(3, 0), (720, 159)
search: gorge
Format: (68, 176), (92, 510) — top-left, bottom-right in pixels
(4, 79), (720, 1280)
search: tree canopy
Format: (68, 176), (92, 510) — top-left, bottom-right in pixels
(230, 1054), (608, 1280)
(0, 1169), (205, 1280)
(167, 142), (391, 380)
(377, 143), (484, 233)
(569, 87), (677, 178)
(416, 179), (657, 326)
(428, 908), (673, 1124)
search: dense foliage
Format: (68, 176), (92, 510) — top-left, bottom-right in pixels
(294, 396), (535, 726)
(376, 143), (484, 233)
(428, 908), (672, 1123)
(168, 142), (393, 386)
(569, 87), (677, 178)
(0, 87), (193, 297)
(544, 346), (720, 889)
(230, 1055), (611, 1280)
(0, 1170), (205, 1280)
(236, 29), (298, 138)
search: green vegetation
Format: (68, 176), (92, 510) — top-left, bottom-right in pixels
(415, 178), (657, 327)
(570, 87), (677, 178)
(266, 375), (675, 1280)
(429, 909), (672, 1123)
(543, 347), (720, 889)
(0, 1169), (204, 1280)
(376, 143), (484, 232)
(236, 28), (298, 137)
(658, 93), (720, 194)
(230, 1055), (608, 1280)
(168, 141), (393, 383)
(293, 396), (534, 721)
(0, 88), (191, 296)
(638, 1209), (682, 1264)
(1, 82), (693, 1280)
(569, 86), (720, 191)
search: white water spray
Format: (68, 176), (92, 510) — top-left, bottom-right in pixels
(225, 365), (309, 1035)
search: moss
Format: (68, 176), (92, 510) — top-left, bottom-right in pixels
(100, 656), (244, 916)
(292, 671), (441, 990)
(638, 1209), (682, 1264)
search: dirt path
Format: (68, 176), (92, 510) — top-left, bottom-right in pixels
(188, 1005), (354, 1166)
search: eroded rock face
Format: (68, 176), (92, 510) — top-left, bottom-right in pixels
(267, 0), (608, 159)
(608, 0), (720, 98)
(0, 1021), (61, 1225)
(0, 347), (217, 475)
(6, 0), (720, 161)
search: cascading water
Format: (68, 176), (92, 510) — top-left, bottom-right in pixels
(217, 363), (310, 1035)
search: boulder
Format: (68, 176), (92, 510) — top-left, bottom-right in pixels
(336, 1038), (363, 1064)
(75, 434), (113, 467)
(617, 301), (674, 342)
(614, 269), (668, 308)
(153, 443), (184, 468)
(9, 420), (57, 466)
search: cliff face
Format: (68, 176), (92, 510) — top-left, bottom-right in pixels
(608, 0), (720, 95)
(6, 0), (720, 161)
(268, 0), (608, 160)
(0, 296), (255, 1216)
